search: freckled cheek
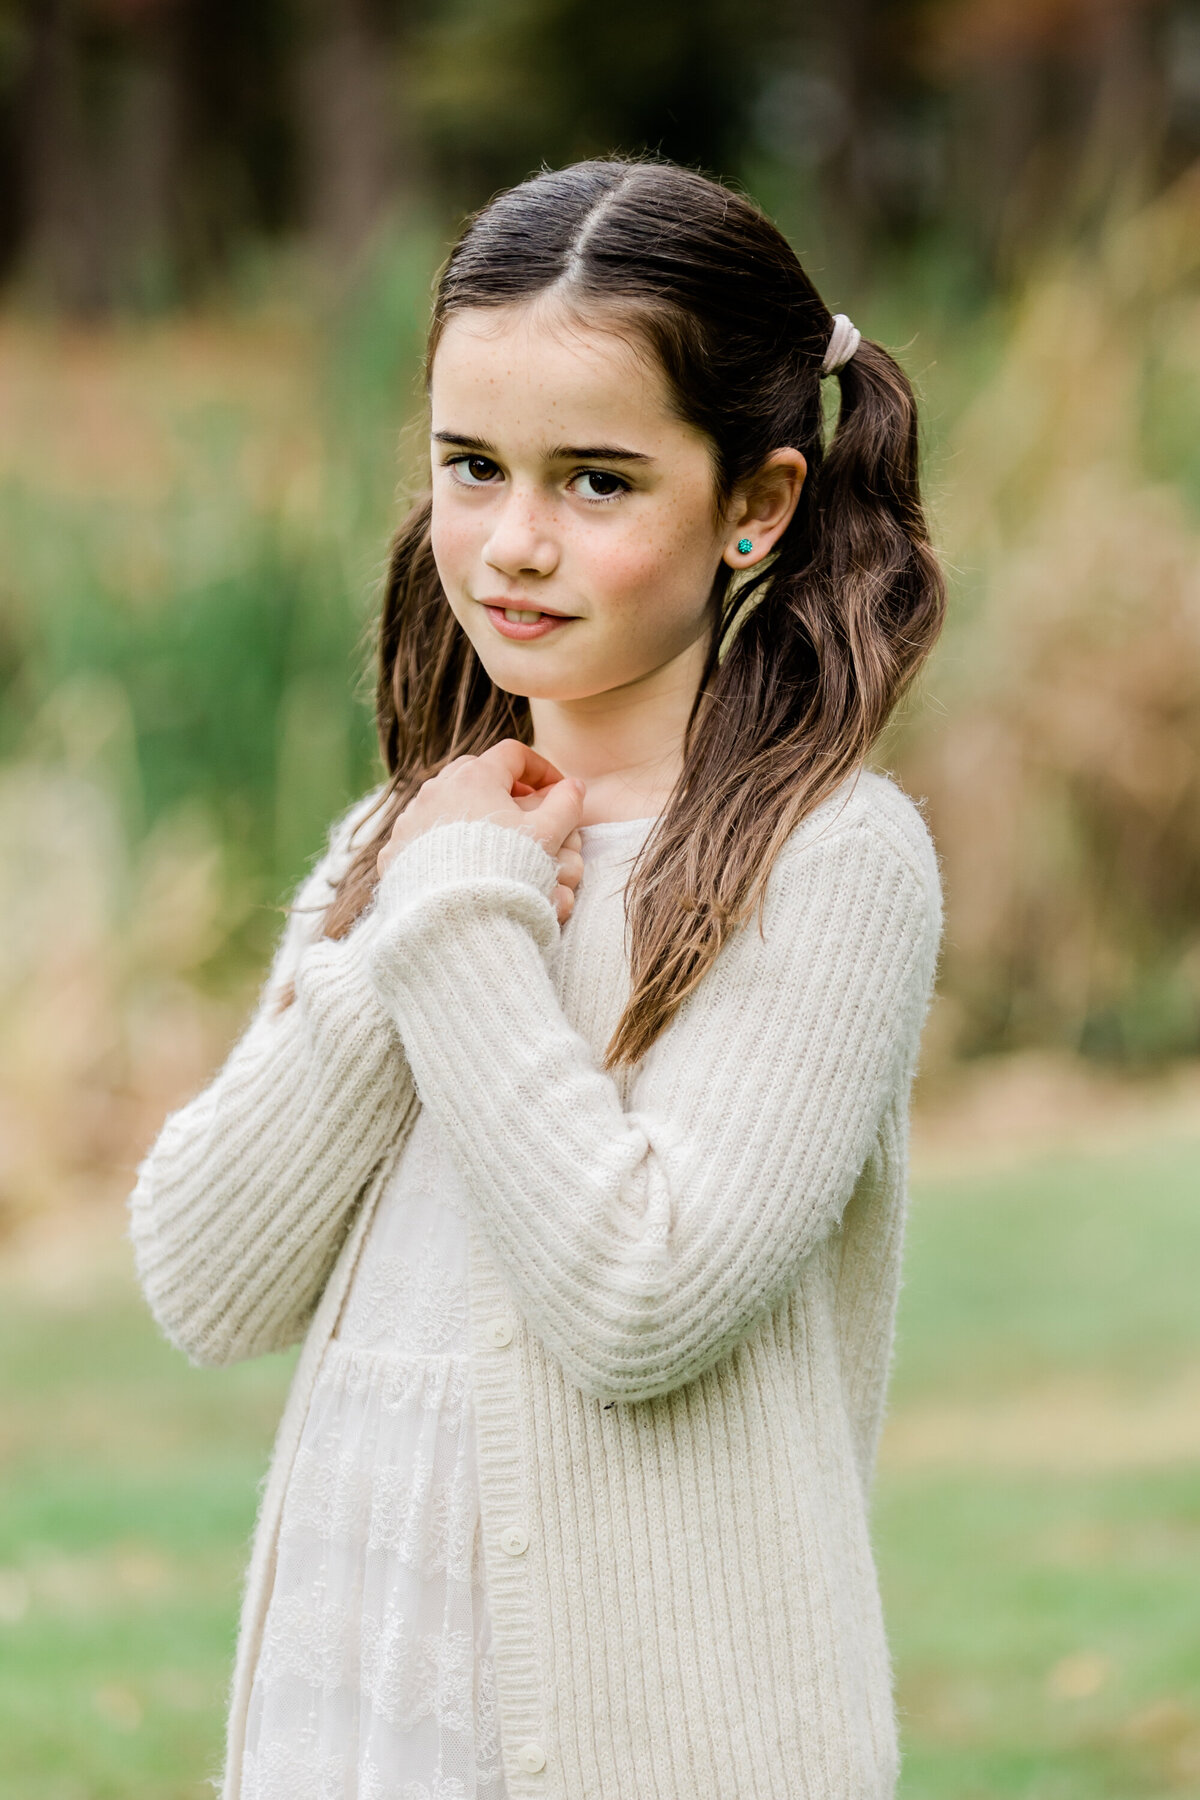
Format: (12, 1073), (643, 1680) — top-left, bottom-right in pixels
(429, 504), (480, 589)
(589, 532), (712, 628)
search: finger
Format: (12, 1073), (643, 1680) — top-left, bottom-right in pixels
(530, 775), (585, 851)
(554, 881), (575, 924)
(480, 738), (565, 792)
(556, 847), (584, 888)
(562, 827), (583, 850)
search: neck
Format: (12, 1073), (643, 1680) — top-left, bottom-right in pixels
(529, 635), (709, 825)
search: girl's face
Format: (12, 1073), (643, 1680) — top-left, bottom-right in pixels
(427, 299), (740, 703)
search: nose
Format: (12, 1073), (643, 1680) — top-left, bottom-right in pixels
(482, 486), (559, 581)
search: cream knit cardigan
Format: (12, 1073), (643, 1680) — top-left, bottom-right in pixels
(128, 766), (943, 1800)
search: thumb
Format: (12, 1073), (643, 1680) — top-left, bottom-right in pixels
(529, 776), (585, 854)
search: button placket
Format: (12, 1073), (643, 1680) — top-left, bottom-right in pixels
(469, 1240), (546, 1788)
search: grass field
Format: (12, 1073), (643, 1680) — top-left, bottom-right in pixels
(1, 1131), (1198, 1799)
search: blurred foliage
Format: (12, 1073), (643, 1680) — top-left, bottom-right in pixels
(889, 162), (1200, 1069)
(0, 227), (441, 1230)
(1, 167), (1200, 1230)
(1, 0), (1199, 312)
(0, 224), (439, 896)
(0, 4), (1198, 1223)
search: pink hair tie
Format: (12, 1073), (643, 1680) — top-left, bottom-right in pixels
(821, 314), (861, 376)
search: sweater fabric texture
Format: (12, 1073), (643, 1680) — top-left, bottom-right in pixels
(127, 766), (944, 1800)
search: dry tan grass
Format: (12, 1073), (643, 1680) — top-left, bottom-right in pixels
(0, 309), (323, 509)
(879, 1362), (1200, 1473)
(910, 1046), (1200, 1177)
(893, 162), (1200, 1068)
(0, 756), (247, 1236)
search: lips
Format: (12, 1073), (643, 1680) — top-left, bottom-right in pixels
(477, 598), (575, 619)
(481, 602), (576, 642)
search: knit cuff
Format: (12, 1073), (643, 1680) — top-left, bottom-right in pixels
(368, 817), (561, 951)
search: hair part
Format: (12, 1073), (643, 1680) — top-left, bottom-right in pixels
(286, 153), (946, 1068)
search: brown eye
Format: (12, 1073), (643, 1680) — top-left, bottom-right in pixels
(447, 455), (498, 486)
(575, 470), (629, 501)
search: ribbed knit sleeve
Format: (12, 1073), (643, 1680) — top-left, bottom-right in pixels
(127, 788), (417, 1369)
(364, 802), (943, 1404)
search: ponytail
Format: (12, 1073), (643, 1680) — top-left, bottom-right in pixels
(604, 332), (944, 1066)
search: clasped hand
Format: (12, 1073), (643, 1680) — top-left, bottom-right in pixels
(377, 739), (586, 925)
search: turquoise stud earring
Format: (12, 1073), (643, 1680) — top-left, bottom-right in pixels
(737, 537), (753, 555)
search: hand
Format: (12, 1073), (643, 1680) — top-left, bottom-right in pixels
(377, 740), (587, 925)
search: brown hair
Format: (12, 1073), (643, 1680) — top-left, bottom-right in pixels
(285, 153), (946, 1068)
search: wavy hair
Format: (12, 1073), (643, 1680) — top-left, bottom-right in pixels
(283, 153), (946, 1068)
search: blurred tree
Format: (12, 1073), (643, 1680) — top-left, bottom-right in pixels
(751, 0), (1199, 285)
(2, 0), (300, 311)
(18, 0), (182, 313)
(1, 0), (1199, 310)
(168, 0), (298, 292)
(916, 0), (1183, 278)
(292, 0), (427, 272)
(406, 0), (775, 214)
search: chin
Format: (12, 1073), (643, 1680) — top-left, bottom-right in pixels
(462, 631), (595, 698)
(489, 669), (591, 703)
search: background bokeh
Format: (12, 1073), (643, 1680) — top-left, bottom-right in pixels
(1, 3), (1198, 1796)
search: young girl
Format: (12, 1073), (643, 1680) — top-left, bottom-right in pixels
(129, 154), (946, 1800)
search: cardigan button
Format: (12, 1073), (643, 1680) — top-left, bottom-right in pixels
(482, 1316), (514, 1347)
(500, 1525), (529, 1557)
(515, 1740), (547, 1773)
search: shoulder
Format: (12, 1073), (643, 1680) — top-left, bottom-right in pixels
(776, 765), (943, 921)
(295, 781), (391, 910)
(331, 781), (392, 859)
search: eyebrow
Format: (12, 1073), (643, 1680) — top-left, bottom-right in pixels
(432, 430), (654, 464)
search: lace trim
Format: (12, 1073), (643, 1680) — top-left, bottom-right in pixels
(367, 1106), (472, 1230)
(280, 1440), (479, 1581)
(241, 1738), (348, 1800)
(242, 1651), (501, 1797)
(320, 1344), (473, 1432)
(337, 1243), (469, 1354)
(255, 1590), (498, 1743)
(469, 1639), (502, 1786)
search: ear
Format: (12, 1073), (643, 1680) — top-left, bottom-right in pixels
(722, 449), (807, 571)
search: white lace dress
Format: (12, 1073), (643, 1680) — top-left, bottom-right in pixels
(240, 1105), (507, 1800)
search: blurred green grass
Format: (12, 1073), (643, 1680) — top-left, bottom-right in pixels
(1, 1134), (1198, 1797)
(0, 1277), (297, 1799)
(878, 1133), (1200, 1799)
